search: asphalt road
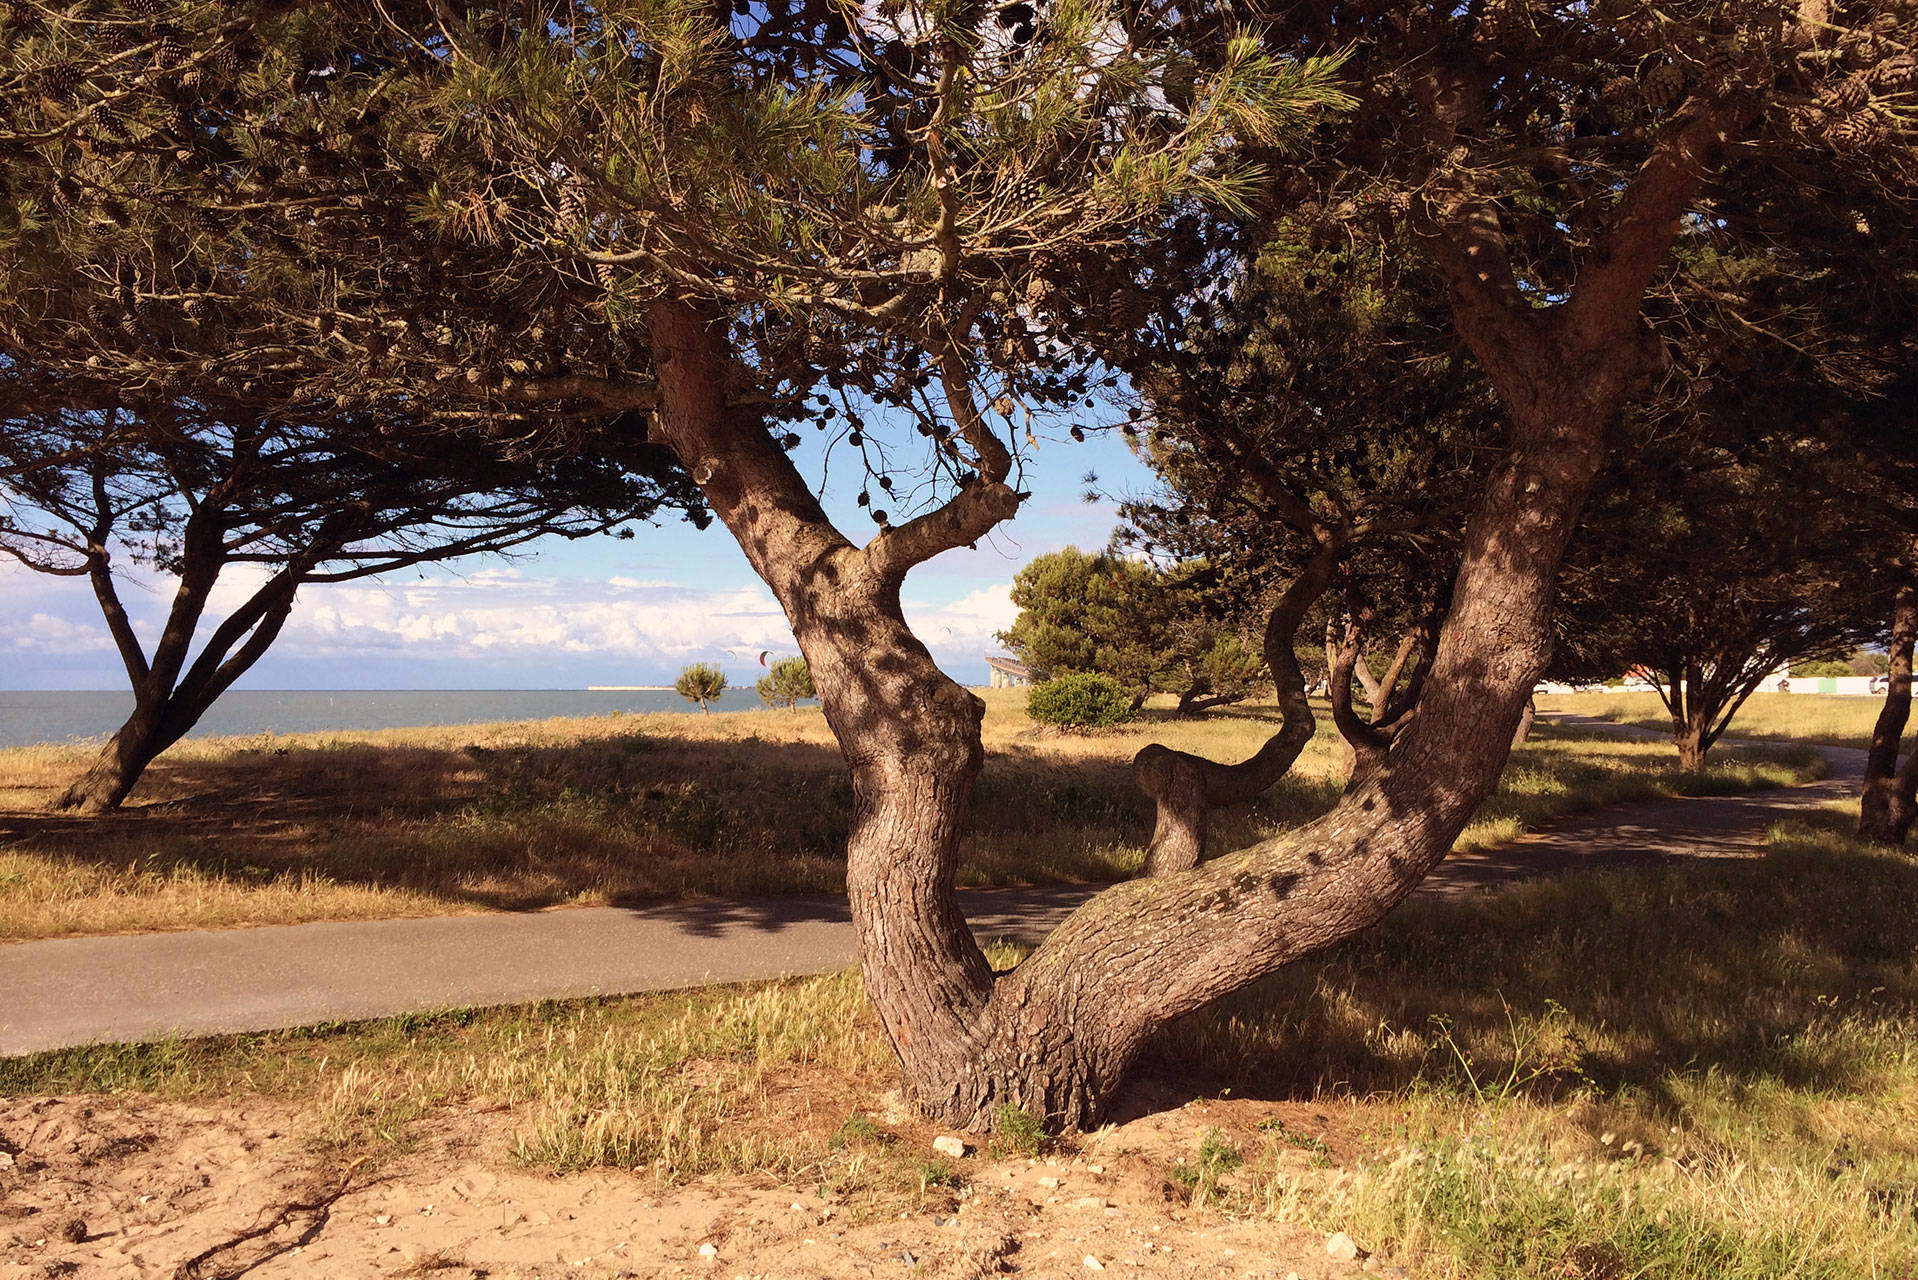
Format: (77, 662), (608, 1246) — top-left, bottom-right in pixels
(0, 715), (1871, 1056)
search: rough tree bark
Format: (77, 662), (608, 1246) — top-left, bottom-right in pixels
(1860, 579), (1918, 847)
(642, 84), (1742, 1126)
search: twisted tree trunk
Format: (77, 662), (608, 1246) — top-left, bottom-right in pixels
(1860, 579), (1917, 847)
(639, 84), (1734, 1127)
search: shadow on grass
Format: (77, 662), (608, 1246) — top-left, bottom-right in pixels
(0, 725), (1158, 920)
(1149, 811), (1918, 1111)
(0, 713), (1825, 937)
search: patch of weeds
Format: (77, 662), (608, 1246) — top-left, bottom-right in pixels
(989, 1104), (1047, 1158)
(1258, 1118), (1332, 1166)
(1169, 1128), (1243, 1207)
(912, 1158), (963, 1192)
(829, 1111), (895, 1150)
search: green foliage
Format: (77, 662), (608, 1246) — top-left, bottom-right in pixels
(828, 1112), (893, 1150)
(1000, 549), (1265, 712)
(1169, 1128), (1243, 1205)
(674, 663), (728, 712)
(755, 656), (816, 710)
(1792, 659), (1856, 679)
(992, 1104), (1048, 1157)
(1026, 673), (1134, 730)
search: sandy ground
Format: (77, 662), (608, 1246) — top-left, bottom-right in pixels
(0, 1091), (1408, 1280)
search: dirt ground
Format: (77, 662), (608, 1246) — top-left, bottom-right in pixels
(0, 1090), (1404, 1280)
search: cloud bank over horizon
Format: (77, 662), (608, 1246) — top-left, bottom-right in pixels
(0, 558), (1021, 690)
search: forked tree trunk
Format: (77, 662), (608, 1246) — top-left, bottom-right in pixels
(1674, 716), (1710, 772)
(54, 561), (301, 814)
(1860, 581), (1918, 847)
(648, 290), (1623, 1126)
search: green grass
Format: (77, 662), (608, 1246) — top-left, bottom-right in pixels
(6, 814), (1911, 1276)
(1541, 690), (1896, 753)
(0, 693), (1824, 941)
(1154, 813), (1918, 1277)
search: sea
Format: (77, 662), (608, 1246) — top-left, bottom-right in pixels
(0, 689), (795, 750)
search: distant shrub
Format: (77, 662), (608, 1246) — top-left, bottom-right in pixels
(1790, 659), (1853, 679)
(1026, 673), (1133, 729)
(674, 662), (728, 714)
(755, 655), (816, 710)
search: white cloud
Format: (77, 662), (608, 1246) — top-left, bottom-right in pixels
(906, 582), (1019, 661)
(2, 612), (114, 654)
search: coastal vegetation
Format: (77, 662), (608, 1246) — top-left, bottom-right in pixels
(0, 694), (1818, 943)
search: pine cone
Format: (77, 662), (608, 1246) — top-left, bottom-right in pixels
(37, 59), (85, 102)
(555, 177), (587, 233)
(1829, 108), (1883, 149)
(1875, 54), (1916, 89)
(1702, 45), (1739, 88)
(1641, 61), (1685, 111)
(1601, 75), (1636, 103)
(1821, 73), (1870, 113)
(1003, 175), (1044, 210)
(92, 103), (133, 141)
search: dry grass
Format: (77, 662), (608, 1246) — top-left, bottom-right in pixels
(0, 691), (1820, 941)
(1148, 812), (1918, 1278)
(6, 821), (1910, 1277)
(1540, 690), (1895, 752)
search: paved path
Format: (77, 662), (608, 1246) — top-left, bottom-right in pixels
(0, 717), (1869, 1056)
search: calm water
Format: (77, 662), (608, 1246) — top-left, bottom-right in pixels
(0, 689), (792, 749)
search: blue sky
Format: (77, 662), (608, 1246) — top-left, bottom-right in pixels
(1, 424), (1158, 691)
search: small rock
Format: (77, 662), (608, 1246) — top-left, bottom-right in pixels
(698, 1243), (718, 1260)
(1083, 1256), (1105, 1271)
(1068, 1197), (1110, 1210)
(1325, 1232), (1363, 1262)
(1037, 1176), (1062, 1189)
(932, 1136), (968, 1160)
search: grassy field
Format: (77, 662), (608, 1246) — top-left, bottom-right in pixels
(1540, 690), (1895, 752)
(0, 691), (1821, 942)
(7, 814), (1910, 1278)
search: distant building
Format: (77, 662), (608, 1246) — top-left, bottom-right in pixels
(986, 655), (1033, 689)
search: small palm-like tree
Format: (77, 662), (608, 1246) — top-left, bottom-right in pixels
(674, 662), (728, 714)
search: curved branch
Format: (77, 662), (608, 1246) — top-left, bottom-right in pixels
(1132, 540), (1343, 875)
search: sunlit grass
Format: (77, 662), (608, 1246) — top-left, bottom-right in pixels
(1540, 690), (1893, 752)
(0, 692), (1821, 941)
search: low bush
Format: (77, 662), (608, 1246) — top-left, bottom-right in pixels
(1025, 673), (1133, 729)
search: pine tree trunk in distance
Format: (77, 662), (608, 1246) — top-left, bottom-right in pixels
(1860, 581), (1918, 846)
(1511, 693), (1537, 746)
(54, 699), (177, 814)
